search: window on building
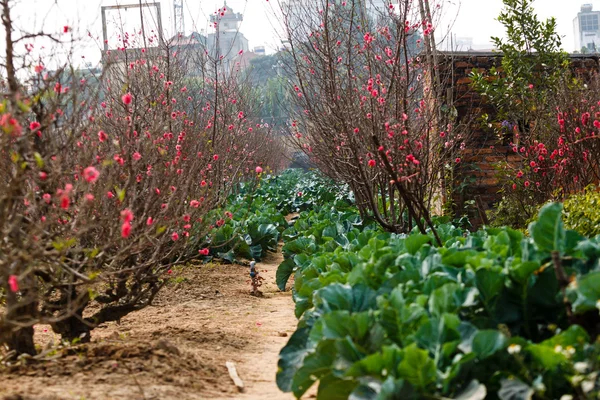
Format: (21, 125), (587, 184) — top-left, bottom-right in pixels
(581, 14), (599, 32)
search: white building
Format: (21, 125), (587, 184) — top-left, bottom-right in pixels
(207, 2), (250, 70)
(574, 4), (600, 52)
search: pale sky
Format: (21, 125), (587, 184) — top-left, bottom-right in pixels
(3, 0), (597, 67)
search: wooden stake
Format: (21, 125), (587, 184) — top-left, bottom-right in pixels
(226, 361), (245, 392)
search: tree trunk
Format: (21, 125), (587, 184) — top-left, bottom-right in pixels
(52, 314), (91, 343)
(1, 324), (36, 356)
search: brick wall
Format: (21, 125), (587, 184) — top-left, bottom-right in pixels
(438, 52), (600, 227)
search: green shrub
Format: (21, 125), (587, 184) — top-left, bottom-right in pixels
(563, 186), (600, 237)
(487, 194), (538, 230)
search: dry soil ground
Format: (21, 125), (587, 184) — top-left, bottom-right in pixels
(0, 245), (312, 400)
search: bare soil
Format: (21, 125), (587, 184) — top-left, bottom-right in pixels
(0, 246), (311, 400)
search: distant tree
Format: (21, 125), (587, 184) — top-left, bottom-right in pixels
(471, 0), (569, 138)
(248, 54), (279, 86)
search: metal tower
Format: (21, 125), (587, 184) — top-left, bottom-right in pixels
(174, 0), (185, 35)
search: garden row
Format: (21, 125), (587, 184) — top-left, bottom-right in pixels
(275, 180), (600, 399)
(202, 169), (354, 264)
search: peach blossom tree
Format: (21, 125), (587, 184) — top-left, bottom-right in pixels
(0, 0), (284, 356)
(278, 0), (464, 242)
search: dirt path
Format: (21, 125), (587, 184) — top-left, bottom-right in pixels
(0, 245), (313, 400)
(210, 248), (299, 400)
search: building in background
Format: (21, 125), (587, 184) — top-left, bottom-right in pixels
(281, 0), (399, 39)
(574, 4), (600, 53)
(366, 0), (399, 20)
(207, 2), (250, 70)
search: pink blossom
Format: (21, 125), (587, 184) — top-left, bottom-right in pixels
(121, 222), (132, 238)
(60, 195), (69, 210)
(8, 275), (19, 292)
(133, 152), (142, 161)
(367, 159), (376, 167)
(255, 166), (263, 174)
(120, 209), (134, 223)
(83, 166), (100, 183)
(171, 232), (179, 241)
(199, 248), (210, 256)
(122, 92), (133, 105)
(146, 217), (153, 226)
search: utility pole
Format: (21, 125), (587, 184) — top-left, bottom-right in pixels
(174, 0), (184, 35)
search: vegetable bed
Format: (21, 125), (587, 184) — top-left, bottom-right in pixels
(276, 202), (600, 400)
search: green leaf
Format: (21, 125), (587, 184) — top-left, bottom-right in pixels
(116, 187), (126, 202)
(528, 203), (565, 253)
(249, 223), (279, 251)
(283, 236), (317, 257)
(313, 284), (376, 314)
(276, 258), (296, 291)
(569, 271), (600, 313)
(527, 343), (567, 370)
(510, 261), (540, 284)
(405, 234), (431, 255)
(454, 380), (487, 400)
(346, 345), (403, 378)
(250, 244), (263, 260)
(428, 283), (462, 316)
(475, 269), (505, 312)
(317, 373), (357, 400)
(397, 344), (436, 390)
(541, 325), (589, 348)
(277, 327), (311, 392)
(471, 330), (507, 359)
(498, 378), (533, 400)
(33, 152), (44, 168)
(457, 322), (478, 354)
(415, 314), (460, 364)
(292, 340), (336, 398)
(323, 223), (341, 238)
(349, 377), (416, 400)
(441, 249), (477, 267)
(311, 311), (370, 341)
